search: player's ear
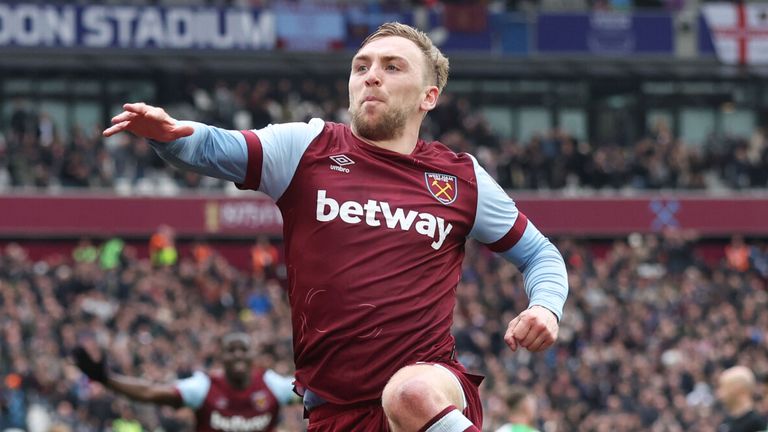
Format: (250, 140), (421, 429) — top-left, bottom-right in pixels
(421, 86), (439, 112)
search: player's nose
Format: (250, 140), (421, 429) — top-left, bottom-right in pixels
(364, 67), (382, 87)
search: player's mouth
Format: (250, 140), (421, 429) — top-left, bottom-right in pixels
(232, 359), (248, 372)
(363, 96), (383, 104)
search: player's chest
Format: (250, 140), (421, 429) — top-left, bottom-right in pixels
(206, 386), (277, 415)
(296, 150), (474, 218)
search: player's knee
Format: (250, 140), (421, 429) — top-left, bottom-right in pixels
(382, 374), (446, 422)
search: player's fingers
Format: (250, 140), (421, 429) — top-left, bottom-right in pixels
(505, 335), (518, 352)
(504, 317), (522, 351)
(111, 111), (138, 125)
(526, 331), (554, 352)
(517, 323), (539, 348)
(123, 102), (149, 114)
(103, 121), (130, 137)
(504, 316), (520, 340)
(512, 315), (534, 340)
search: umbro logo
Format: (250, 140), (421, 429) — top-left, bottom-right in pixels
(329, 154), (354, 173)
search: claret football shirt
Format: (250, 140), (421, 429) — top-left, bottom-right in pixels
(151, 119), (568, 405)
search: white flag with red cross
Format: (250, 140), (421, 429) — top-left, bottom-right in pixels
(703, 2), (768, 65)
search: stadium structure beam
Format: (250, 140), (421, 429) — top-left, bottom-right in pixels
(0, 48), (755, 81)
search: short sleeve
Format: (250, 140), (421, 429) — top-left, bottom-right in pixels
(174, 371), (211, 410)
(468, 155), (528, 251)
(237, 118), (325, 200)
(262, 370), (296, 406)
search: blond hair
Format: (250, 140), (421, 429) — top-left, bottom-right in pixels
(361, 22), (449, 94)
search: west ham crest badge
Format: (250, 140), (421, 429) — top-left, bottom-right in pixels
(425, 173), (458, 205)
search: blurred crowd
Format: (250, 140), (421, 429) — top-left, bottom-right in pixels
(1, 231), (767, 431)
(0, 235), (303, 432)
(2, 78), (767, 194)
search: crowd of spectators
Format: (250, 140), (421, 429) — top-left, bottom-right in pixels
(1, 231), (767, 431)
(1, 78), (767, 194)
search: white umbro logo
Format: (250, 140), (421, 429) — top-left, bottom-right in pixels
(329, 155), (355, 166)
(329, 154), (355, 173)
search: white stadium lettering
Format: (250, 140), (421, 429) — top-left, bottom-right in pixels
(165, 8), (195, 48)
(82, 6), (111, 47)
(0, 4), (275, 50)
(316, 190), (452, 250)
(133, 7), (163, 47)
(0, 4), (77, 47)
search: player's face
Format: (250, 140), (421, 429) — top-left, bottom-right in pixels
(221, 337), (254, 381)
(349, 36), (431, 141)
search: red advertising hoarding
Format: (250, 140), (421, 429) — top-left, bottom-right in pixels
(0, 193), (765, 238)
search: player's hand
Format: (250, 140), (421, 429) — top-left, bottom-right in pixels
(72, 345), (109, 383)
(102, 102), (194, 142)
(504, 305), (559, 353)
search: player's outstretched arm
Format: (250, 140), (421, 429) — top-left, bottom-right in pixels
(103, 102), (194, 142)
(104, 101), (250, 183)
(72, 346), (184, 408)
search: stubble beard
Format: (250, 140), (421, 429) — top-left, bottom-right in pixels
(350, 103), (408, 142)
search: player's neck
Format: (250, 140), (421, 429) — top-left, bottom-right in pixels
(226, 374), (252, 390)
(353, 123), (419, 155)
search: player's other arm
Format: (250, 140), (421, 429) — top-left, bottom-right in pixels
(468, 157), (568, 353)
(497, 217), (568, 322)
(497, 219), (568, 353)
(72, 346), (184, 408)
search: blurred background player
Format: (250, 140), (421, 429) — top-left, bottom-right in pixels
(715, 366), (767, 432)
(72, 332), (295, 432)
(495, 386), (540, 432)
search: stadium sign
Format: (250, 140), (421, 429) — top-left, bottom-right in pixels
(537, 12), (674, 54)
(0, 3), (275, 50)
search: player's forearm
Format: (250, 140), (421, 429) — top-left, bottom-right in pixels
(149, 121), (248, 183)
(500, 224), (568, 320)
(520, 242), (568, 320)
(105, 374), (182, 407)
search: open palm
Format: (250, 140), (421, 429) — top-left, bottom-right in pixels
(103, 102), (194, 142)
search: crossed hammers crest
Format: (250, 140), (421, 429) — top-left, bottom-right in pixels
(431, 179), (454, 200)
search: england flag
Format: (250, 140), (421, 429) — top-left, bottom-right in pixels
(702, 2), (768, 65)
